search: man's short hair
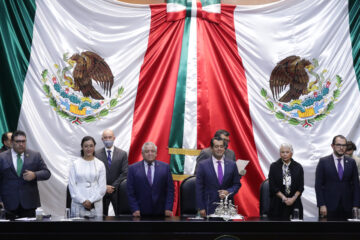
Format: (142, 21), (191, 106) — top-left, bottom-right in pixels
(347, 141), (357, 151)
(1, 132), (11, 145)
(332, 135), (347, 145)
(214, 129), (230, 138)
(210, 137), (225, 148)
(141, 142), (157, 152)
(11, 130), (26, 141)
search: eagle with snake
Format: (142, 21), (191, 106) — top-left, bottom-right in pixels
(70, 51), (114, 100)
(269, 55), (313, 103)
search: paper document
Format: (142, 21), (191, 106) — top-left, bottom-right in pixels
(236, 159), (249, 173)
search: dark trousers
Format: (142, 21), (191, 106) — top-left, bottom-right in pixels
(5, 205), (35, 220)
(326, 199), (352, 220)
(103, 193), (118, 216)
(327, 206), (352, 220)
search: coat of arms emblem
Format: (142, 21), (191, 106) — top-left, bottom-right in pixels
(40, 51), (124, 124)
(260, 56), (342, 127)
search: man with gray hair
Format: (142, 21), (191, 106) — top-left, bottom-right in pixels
(127, 142), (174, 217)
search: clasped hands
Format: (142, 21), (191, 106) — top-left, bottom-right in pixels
(82, 200), (93, 210)
(282, 196), (296, 206)
(218, 190), (229, 199)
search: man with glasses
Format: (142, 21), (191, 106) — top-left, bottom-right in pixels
(0, 130), (51, 219)
(315, 135), (360, 219)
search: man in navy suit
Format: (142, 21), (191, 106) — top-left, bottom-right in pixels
(315, 135), (360, 219)
(0, 130), (51, 218)
(196, 137), (241, 217)
(127, 142), (174, 217)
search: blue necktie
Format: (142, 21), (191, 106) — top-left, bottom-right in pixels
(147, 163), (152, 185)
(107, 150), (112, 167)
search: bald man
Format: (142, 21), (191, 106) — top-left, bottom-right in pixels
(95, 129), (128, 216)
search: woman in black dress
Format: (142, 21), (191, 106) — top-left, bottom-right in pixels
(268, 143), (304, 219)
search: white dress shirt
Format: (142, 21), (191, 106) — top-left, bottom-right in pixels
(11, 149), (23, 172)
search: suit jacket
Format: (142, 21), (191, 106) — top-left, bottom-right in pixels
(315, 154), (360, 211)
(196, 158), (241, 214)
(195, 148), (236, 173)
(127, 160), (174, 216)
(95, 147), (128, 189)
(0, 145), (9, 153)
(268, 159), (304, 218)
(0, 149), (51, 210)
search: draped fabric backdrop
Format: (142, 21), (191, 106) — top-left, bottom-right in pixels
(1, 0), (360, 217)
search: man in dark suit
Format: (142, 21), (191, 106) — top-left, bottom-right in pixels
(127, 142), (174, 217)
(315, 135), (360, 219)
(196, 137), (241, 217)
(0, 130), (51, 219)
(95, 129), (128, 216)
(0, 132), (12, 153)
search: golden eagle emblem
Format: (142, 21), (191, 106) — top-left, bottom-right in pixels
(70, 51), (114, 100)
(270, 55), (313, 103)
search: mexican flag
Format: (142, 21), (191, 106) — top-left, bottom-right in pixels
(1, 0), (360, 217)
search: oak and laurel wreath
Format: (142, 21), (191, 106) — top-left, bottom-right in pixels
(40, 65), (124, 124)
(260, 74), (342, 127)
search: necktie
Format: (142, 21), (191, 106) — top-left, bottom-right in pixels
(337, 158), (343, 180)
(147, 163), (152, 185)
(107, 150), (112, 167)
(17, 154), (23, 177)
(217, 161), (223, 185)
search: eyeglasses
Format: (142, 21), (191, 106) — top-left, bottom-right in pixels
(334, 144), (347, 148)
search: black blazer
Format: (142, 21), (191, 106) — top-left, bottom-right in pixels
(0, 149), (51, 210)
(95, 147), (128, 189)
(315, 154), (360, 211)
(268, 158), (304, 217)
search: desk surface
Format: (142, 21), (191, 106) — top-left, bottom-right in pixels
(0, 216), (359, 240)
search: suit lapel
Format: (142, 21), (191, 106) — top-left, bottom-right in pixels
(222, 160), (231, 186)
(22, 151), (31, 175)
(208, 159), (220, 187)
(7, 150), (17, 176)
(329, 155), (340, 180)
(343, 157), (351, 180)
(141, 160), (152, 187)
(152, 161), (159, 186)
